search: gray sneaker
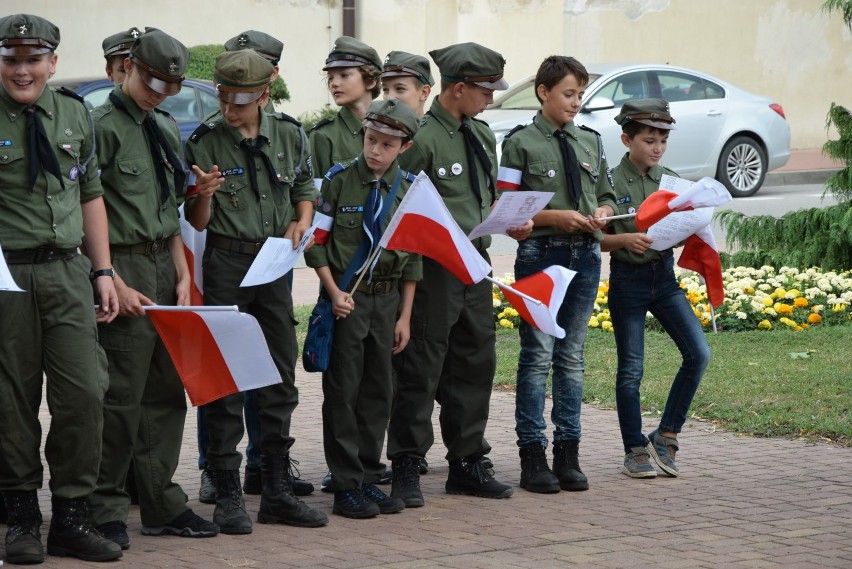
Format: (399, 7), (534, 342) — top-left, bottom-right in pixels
(622, 447), (657, 478)
(647, 430), (680, 477)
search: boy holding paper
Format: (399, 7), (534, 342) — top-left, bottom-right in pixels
(601, 98), (711, 479)
(497, 55), (616, 494)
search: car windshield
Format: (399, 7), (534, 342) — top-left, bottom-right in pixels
(493, 73), (602, 110)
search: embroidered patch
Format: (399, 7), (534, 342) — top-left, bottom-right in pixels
(339, 205), (363, 213)
(616, 196), (631, 205)
(68, 165), (80, 181)
(0, 140), (11, 146)
(221, 167), (245, 177)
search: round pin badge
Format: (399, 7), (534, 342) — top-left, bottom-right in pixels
(322, 202), (332, 213)
(627, 207), (636, 214)
(438, 167), (447, 177)
(547, 169), (556, 178)
(451, 163), (462, 175)
(68, 165), (80, 181)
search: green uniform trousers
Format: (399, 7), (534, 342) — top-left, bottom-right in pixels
(0, 254), (107, 499)
(388, 256), (497, 462)
(201, 247), (299, 470)
(323, 288), (398, 492)
(89, 248), (189, 527)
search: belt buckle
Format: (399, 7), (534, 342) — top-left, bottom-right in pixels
(35, 248), (53, 263)
(148, 241), (161, 254)
(374, 281), (389, 294)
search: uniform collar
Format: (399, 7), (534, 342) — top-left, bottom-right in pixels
(338, 106), (364, 135)
(115, 85), (148, 123)
(0, 86), (57, 123)
(355, 152), (398, 188)
(426, 97), (469, 136)
(222, 107), (270, 146)
(532, 110), (580, 140)
(619, 152), (666, 183)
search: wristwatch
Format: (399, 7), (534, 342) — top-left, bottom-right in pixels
(90, 268), (116, 280)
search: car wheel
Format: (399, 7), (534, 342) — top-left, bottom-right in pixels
(716, 136), (767, 197)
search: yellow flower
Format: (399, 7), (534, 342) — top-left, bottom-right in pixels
(779, 317), (799, 329)
(506, 308), (519, 317)
(776, 303), (793, 315)
(589, 316), (600, 328)
(762, 297), (774, 307)
(499, 318), (514, 329)
(808, 313), (822, 324)
(601, 321), (614, 332)
(793, 297), (808, 308)
(832, 303), (847, 312)
(771, 287), (787, 299)
(597, 312), (610, 322)
(758, 320), (772, 330)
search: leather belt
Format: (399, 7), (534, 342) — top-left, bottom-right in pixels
(111, 238), (171, 256)
(207, 234), (266, 256)
(3, 247), (78, 264)
(353, 278), (397, 295)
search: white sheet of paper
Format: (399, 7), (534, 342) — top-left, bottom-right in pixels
(0, 243), (25, 292)
(468, 191), (554, 240)
(239, 226), (316, 287)
(659, 174), (695, 194)
(647, 207), (714, 251)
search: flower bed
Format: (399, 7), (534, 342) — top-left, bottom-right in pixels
(492, 266), (852, 332)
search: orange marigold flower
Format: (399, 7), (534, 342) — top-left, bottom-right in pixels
(808, 313), (822, 324)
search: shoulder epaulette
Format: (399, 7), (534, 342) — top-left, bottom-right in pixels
(504, 123), (526, 141)
(323, 160), (352, 181)
(579, 124), (602, 137)
(188, 121), (217, 145)
(152, 106), (176, 121)
(471, 116), (491, 128)
(310, 117), (334, 133)
(56, 86), (85, 105)
(272, 111), (301, 128)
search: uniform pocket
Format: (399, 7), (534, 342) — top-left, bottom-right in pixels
(55, 139), (83, 183)
(116, 156), (152, 194)
(525, 160), (562, 192)
(216, 175), (250, 212)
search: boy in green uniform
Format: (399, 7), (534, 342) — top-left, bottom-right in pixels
(88, 28), (219, 550)
(388, 42), (530, 508)
(0, 13), (122, 564)
(381, 51), (433, 118)
(305, 99), (421, 519)
(310, 36), (382, 187)
(601, 98), (711, 478)
(185, 49), (327, 533)
(102, 27), (142, 85)
(497, 55), (617, 494)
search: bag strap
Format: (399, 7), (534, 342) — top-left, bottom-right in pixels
(337, 167), (404, 291)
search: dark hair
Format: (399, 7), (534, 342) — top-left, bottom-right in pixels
(622, 122), (671, 138)
(534, 55), (588, 104)
(358, 66), (382, 99)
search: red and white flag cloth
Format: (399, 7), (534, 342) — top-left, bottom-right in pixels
(678, 224), (725, 308)
(147, 306), (282, 407)
(496, 166), (523, 191)
(635, 177), (731, 231)
(312, 211), (334, 246)
(494, 266), (576, 339)
(378, 172), (491, 284)
(178, 203), (205, 306)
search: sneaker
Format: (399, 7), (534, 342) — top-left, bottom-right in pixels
(622, 447), (657, 479)
(320, 471), (332, 493)
(332, 489), (380, 519)
(376, 467), (392, 485)
(141, 509), (219, 538)
(647, 430), (680, 477)
(96, 520), (130, 550)
(199, 467), (216, 504)
(361, 483), (405, 514)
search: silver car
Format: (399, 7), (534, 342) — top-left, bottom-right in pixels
(479, 63), (791, 197)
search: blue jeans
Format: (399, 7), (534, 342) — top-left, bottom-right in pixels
(197, 390), (262, 470)
(514, 235), (601, 447)
(608, 254), (711, 453)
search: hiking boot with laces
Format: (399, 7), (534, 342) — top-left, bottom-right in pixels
(361, 483), (404, 514)
(141, 509), (219, 538)
(553, 440), (589, 491)
(212, 469), (253, 534)
(96, 520), (130, 550)
(4, 490), (44, 564)
(46, 497), (122, 562)
(519, 444), (560, 494)
(446, 455), (513, 499)
(332, 488), (380, 519)
(647, 429), (680, 477)
(287, 457), (315, 496)
(391, 457), (424, 508)
(622, 447), (658, 478)
(257, 453), (328, 528)
(199, 466), (216, 504)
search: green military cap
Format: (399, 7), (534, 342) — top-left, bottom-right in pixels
(128, 27), (188, 96)
(214, 49), (273, 105)
(615, 98), (676, 130)
(224, 30), (283, 65)
(430, 42), (508, 90)
(0, 14), (59, 56)
(323, 36), (381, 73)
(382, 51), (434, 87)
(102, 27), (143, 58)
(363, 98), (419, 139)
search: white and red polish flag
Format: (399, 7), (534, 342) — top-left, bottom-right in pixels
(678, 224), (725, 308)
(147, 306), (282, 407)
(378, 172), (492, 284)
(178, 203), (205, 306)
(493, 266), (576, 338)
(635, 177), (731, 231)
(496, 166), (523, 190)
(311, 211), (334, 246)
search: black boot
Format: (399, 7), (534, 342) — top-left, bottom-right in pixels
(519, 444), (561, 494)
(212, 469), (252, 535)
(256, 453), (328, 528)
(46, 497), (122, 562)
(0, 491), (6, 524)
(198, 466), (216, 504)
(446, 455), (514, 499)
(4, 490), (44, 564)
(553, 440), (589, 491)
(391, 457), (424, 508)
(243, 465), (262, 495)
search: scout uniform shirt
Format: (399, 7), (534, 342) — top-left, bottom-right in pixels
(0, 86), (102, 250)
(398, 97), (496, 252)
(499, 111), (618, 240)
(309, 106), (365, 184)
(92, 87), (182, 244)
(608, 152), (679, 264)
(304, 155), (421, 283)
(185, 111), (315, 240)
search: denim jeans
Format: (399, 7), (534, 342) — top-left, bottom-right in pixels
(608, 253), (711, 453)
(197, 390), (262, 470)
(514, 235), (601, 447)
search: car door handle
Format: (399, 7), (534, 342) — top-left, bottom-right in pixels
(707, 110), (722, 116)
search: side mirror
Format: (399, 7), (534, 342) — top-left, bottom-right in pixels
(581, 96), (615, 113)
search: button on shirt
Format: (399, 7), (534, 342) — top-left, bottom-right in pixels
(498, 111), (617, 240)
(0, 87), (102, 250)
